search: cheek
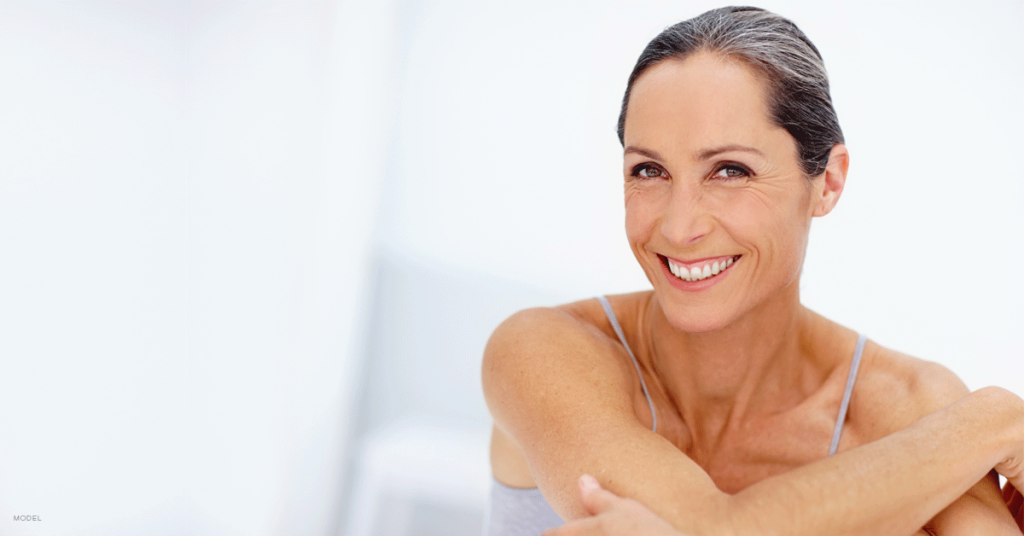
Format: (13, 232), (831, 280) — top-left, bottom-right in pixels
(769, 187), (815, 256)
(623, 187), (659, 243)
(624, 207), (647, 244)
(726, 189), (812, 266)
(714, 190), (773, 241)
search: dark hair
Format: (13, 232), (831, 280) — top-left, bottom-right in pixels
(616, 6), (844, 177)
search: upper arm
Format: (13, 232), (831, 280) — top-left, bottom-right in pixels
(481, 307), (728, 533)
(854, 353), (1018, 533)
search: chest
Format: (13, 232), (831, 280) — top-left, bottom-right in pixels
(641, 394), (853, 494)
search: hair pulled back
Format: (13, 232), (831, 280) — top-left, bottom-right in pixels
(617, 6), (843, 177)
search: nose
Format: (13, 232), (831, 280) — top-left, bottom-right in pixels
(660, 181), (712, 247)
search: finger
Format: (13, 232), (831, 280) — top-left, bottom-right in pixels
(578, 474), (622, 516)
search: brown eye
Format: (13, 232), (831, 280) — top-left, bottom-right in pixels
(632, 164), (665, 179)
(712, 164), (750, 180)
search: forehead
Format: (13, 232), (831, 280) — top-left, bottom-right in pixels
(623, 53), (787, 155)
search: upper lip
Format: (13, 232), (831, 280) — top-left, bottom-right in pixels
(661, 254), (738, 269)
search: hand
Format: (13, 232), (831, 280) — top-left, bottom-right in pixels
(1002, 481), (1023, 533)
(541, 475), (687, 536)
(995, 445), (1023, 496)
(992, 387), (1024, 495)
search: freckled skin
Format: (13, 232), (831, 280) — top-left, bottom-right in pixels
(485, 51), (1020, 536)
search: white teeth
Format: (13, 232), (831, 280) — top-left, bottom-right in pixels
(678, 262), (691, 280)
(667, 256), (739, 282)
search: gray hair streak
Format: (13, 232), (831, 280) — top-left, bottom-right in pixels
(616, 6), (844, 177)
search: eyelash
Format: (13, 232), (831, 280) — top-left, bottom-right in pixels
(630, 163), (665, 180)
(712, 163), (752, 181)
(628, 162), (753, 181)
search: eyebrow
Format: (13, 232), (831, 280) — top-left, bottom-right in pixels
(623, 146), (664, 160)
(697, 144), (764, 160)
(624, 144), (764, 161)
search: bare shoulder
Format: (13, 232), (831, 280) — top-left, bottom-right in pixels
(481, 295), (654, 490)
(481, 301), (638, 439)
(849, 341), (969, 442)
(834, 337), (1015, 532)
(482, 295), (728, 522)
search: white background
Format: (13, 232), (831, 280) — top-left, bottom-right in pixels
(0, 1), (1020, 535)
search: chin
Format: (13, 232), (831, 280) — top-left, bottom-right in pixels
(659, 299), (736, 334)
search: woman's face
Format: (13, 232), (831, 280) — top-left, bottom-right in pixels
(623, 53), (835, 333)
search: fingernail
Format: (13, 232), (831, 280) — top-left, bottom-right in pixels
(579, 474), (599, 490)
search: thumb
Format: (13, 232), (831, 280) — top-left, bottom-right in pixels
(578, 474), (620, 516)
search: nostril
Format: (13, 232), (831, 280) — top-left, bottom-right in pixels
(660, 224), (706, 247)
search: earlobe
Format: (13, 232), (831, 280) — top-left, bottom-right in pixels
(813, 144), (849, 217)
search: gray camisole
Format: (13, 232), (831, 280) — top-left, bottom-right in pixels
(483, 296), (867, 536)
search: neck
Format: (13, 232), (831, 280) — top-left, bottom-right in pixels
(643, 280), (820, 454)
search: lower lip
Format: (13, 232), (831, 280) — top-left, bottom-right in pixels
(660, 256), (739, 292)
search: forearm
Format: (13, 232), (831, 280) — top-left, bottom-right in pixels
(717, 387), (1023, 536)
(927, 472), (1021, 534)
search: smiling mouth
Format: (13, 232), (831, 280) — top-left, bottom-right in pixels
(661, 255), (741, 282)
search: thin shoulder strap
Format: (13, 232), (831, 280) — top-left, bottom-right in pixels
(829, 333), (867, 456)
(597, 296), (657, 433)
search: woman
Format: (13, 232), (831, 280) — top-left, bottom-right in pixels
(481, 6), (1023, 535)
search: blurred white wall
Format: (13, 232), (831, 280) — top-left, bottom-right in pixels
(0, 1), (1020, 535)
(0, 2), (189, 535)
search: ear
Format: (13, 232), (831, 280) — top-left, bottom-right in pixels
(812, 143), (849, 217)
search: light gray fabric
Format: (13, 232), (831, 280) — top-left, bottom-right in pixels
(482, 296), (864, 535)
(597, 295), (658, 433)
(829, 332), (866, 455)
(483, 478), (563, 536)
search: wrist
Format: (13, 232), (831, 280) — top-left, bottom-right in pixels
(983, 387), (1023, 453)
(974, 387), (1024, 469)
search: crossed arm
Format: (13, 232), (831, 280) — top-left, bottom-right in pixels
(522, 385), (1023, 536)
(548, 471), (1024, 536)
(482, 308), (1024, 536)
